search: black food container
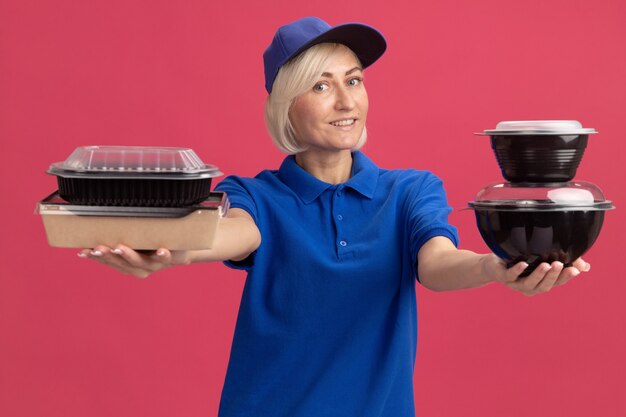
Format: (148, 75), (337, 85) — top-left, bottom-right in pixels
(468, 181), (614, 276)
(47, 146), (222, 206)
(476, 120), (597, 183)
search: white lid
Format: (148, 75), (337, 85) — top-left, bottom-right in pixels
(478, 120), (597, 135)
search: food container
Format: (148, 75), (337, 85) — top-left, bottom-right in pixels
(468, 181), (614, 276)
(38, 191), (229, 250)
(47, 146), (223, 206)
(476, 120), (597, 183)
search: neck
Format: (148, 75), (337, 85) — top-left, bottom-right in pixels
(295, 150), (354, 184)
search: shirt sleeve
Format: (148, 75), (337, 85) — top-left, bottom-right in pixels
(406, 171), (459, 264)
(213, 175), (259, 271)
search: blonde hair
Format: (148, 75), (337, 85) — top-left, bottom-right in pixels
(265, 43), (367, 155)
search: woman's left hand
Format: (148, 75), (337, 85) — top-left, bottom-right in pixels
(78, 244), (189, 278)
(482, 254), (591, 296)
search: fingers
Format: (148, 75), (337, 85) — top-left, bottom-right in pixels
(501, 261), (529, 284)
(531, 261), (563, 293)
(112, 245), (173, 277)
(553, 266), (580, 287)
(504, 262), (546, 295)
(551, 257), (589, 287)
(77, 245), (174, 278)
(570, 257), (591, 272)
(513, 262), (563, 295)
(112, 244), (149, 267)
(88, 245), (115, 261)
(505, 259), (588, 296)
(79, 245), (136, 275)
(89, 245), (142, 276)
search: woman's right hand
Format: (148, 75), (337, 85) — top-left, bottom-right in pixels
(78, 245), (191, 279)
(76, 208), (261, 278)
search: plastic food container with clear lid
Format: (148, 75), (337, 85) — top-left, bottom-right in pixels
(475, 120), (597, 183)
(47, 146), (223, 206)
(468, 181), (614, 276)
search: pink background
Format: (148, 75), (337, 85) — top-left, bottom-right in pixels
(1, 0), (625, 416)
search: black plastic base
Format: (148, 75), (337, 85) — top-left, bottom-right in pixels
(474, 208), (605, 277)
(57, 177), (213, 207)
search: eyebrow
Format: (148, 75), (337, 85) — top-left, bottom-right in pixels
(320, 67), (363, 78)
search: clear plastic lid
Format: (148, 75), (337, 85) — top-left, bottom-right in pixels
(477, 120), (597, 135)
(48, 146), (222, 178)
(468, 181), (614, 211)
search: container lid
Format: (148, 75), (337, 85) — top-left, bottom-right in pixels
(477, 120), (597, 136)
(37, 191), (229, 218)
(48, 146), (222, 179)
(468, 181), (614, 211)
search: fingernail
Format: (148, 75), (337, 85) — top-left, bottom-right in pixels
(77, 252), (88, 258)
(554, 261), (564, 270)
(156, 250), (166, 257)
(112, 248), (124, 255)
(571, 269), (581, 277)
(585, 263), (591, 272)
(91, 250), (103, 257)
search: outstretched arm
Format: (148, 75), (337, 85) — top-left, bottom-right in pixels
(417, 236), (590, 295)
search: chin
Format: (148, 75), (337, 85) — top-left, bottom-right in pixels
(333, 139), (360, 151)
(334, 132), (362, 147)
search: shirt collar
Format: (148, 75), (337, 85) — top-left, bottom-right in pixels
(277, 151), (379, 204)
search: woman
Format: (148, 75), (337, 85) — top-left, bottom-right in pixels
(81, 17), (589, 417)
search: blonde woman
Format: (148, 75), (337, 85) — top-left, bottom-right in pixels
(82, 16), (589, 417)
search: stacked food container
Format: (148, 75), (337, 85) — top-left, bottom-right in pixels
(469, 121), (614, 276)
(38, 146), (227, 250)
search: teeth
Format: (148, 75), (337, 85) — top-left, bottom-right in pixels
(331, 119), (355, 126)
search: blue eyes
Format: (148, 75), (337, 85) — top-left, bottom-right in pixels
(313, 77), (363, 92)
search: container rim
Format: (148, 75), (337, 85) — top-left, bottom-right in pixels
(37, 191), (229, 218)
(468, 200), (615, 211)
(474, 129), (597, 136)
(47, 163), (223, 179)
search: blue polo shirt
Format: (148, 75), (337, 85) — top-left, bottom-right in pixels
(214, 151), (458, 417)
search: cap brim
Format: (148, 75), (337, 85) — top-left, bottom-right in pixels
(290, 22), (387, 70)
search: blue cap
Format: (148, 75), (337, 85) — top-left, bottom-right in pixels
(263, 16), (387, 94)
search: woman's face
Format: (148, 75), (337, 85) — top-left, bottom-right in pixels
(289, 47), (368, 154)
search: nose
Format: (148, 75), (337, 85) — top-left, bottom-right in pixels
(334, 85), (355, 111)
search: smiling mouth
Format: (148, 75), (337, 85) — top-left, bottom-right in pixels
(330, 119), (356, 127)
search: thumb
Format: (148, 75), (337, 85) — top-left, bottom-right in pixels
(501, 261), (529, 284)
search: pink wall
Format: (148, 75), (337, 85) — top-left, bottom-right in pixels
(1, 0), (625, 416)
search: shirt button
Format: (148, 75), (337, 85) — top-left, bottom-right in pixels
(337, 214), (343, 221)
(339, 240), (347, 247)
